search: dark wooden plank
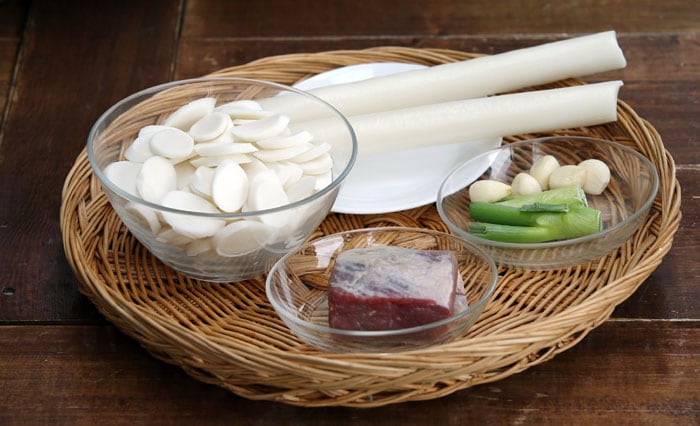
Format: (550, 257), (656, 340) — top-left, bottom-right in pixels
(613, 167), (699, 319)
(174, 38), (402, 78)
(0, 0), (27, 137)
(1, 322), (697, 424)
(0, 0), (28, 39)
(183, 0), (700, 37)
(0, 0), (182, 322)
(0, 40), (18, 128)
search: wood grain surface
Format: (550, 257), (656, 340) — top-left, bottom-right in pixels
(0, 0), (697, 424)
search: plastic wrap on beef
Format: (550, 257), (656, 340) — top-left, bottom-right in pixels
(328, 246), (464, 331)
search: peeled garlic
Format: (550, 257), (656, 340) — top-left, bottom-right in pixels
(511, 172), (542, 196)
(529, 155), (560, 190)
(578, 159), (611, 195)
(548, 165), (587, 189)
(469, 180), (512, 203)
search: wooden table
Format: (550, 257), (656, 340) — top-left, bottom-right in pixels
(1, 0), (698, 424)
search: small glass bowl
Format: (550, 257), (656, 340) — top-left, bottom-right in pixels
(437, 136), (659, 269)
(88, 77), (357, 282)
(266, 227), (498, 353)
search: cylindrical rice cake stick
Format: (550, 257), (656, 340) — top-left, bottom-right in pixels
(292, 81), (623, 157)
(261, 31), (626, 121)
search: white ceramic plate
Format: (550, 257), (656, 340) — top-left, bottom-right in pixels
(294, 62), (501, 214)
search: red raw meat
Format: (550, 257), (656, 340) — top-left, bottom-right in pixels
(328, 246), (461, 331)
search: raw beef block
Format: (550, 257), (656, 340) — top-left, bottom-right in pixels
(328, 246), (462, 331)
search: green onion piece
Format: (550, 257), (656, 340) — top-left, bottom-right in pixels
(468, 206), (601, 243)
(469, 201), (565, 227)
(468, 222), (555, 243)
(518, 203), (569, 213)
(497, 185), (588, 208)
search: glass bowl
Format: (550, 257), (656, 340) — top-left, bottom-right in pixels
(88, 77), (357, 282)
(266, 227), (498, 353)
(437, 136), (659, 269)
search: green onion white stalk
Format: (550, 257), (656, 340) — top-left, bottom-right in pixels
(468, 186), (601, 243)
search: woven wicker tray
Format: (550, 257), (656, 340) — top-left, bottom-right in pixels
(60, 47), (681, 407)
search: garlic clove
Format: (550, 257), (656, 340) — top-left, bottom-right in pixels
(529, 155), (560, 190)
(511, 172), (542, 196)
(548, 164), (587, 189)
(469, 180), (512, 203)
(578, 159), (611, 195)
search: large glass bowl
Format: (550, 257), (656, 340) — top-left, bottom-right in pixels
(266, 227), (498, 353)
(437, 136), (658, 269)
(88, 77), (357, 282)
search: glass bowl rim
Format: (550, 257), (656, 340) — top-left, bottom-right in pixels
(87, 76), (358, 219)
(265, 226), (499, 338)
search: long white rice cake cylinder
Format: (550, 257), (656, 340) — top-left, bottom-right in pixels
(291, 81), (623, 157)
(260, 31), (626, 121)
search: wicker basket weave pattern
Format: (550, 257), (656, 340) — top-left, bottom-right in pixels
(60, 47), (681, 407)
